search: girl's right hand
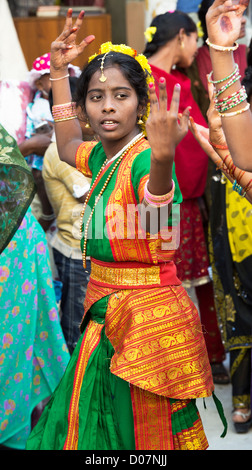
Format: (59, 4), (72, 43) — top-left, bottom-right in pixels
(50, 9), (95, 73)
(206, 0), (249, 47)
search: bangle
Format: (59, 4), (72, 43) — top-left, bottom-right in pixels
(241, 178), (252, 197)
(215, 86), (247, 113)
(218, 102), (250, 117)
(215, 92), (247, 113)
(206, 38), (239, 52)
(144, 180), (175, 207)
(216, 160), (226, 171)
(232, 180), (243, 195)
(208, 64), (239, 85)
(52, 101), (78, 122)
(40, 212), (55, 221)
(229, 163), (237, 178)
(236, 169), (245, 185)
(209, 140), (228, 150)
(49, 73), (70, 81)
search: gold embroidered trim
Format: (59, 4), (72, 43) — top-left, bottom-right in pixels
(90, 261), (161, 287)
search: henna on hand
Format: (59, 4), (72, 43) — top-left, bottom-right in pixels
(220, 15), (233, 32)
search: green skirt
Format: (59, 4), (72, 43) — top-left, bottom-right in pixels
(26, 297), (208, 450)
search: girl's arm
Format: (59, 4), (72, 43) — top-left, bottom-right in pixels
(141, 79), (190, 232)
(50, 9), (95, 167)
(206, 0), (252, 171)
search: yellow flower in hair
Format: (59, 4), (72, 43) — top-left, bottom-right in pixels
(144, 26), (157, 43)
(197, 21), (204, 38)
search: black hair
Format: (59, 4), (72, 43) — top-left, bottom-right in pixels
(143, 11), (197, 58)
(75, 52), (149, 114)
(198, 0), (214, 44)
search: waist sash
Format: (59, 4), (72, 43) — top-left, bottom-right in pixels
(90, 258), (181, 289)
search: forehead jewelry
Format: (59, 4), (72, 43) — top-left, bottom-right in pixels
(98, 52), (112, 82)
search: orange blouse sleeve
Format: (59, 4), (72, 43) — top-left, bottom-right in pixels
(75, 141), (98, 177)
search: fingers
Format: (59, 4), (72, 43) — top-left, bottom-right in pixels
(179, 105), (190, 133)
(148, 82), (159, 114)
(58, 9), (84, 43)
(169, 83), (181, 117)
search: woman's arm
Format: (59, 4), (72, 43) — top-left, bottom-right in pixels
(50, 9), (95, 167)
(206, 0), (252, 171)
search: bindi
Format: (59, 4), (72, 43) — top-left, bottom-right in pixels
(220, 15), (233, 33)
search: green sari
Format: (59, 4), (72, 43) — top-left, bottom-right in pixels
(26, 136), (221, 450)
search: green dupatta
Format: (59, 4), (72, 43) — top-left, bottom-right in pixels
(0, 124), (35, 254)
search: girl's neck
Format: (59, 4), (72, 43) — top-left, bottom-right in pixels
(148, 40), (180, 74)
(103, 131), (143, 162)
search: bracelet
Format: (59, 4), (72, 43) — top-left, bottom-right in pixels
(206, 38), (239, 52)
(232, 180), (243, 195)
(236, 169), (245, 185)
(214, 71), (241, 98)
(40, 212), (55, 221)
(215, 87), (248, 113)
(218, 102), (250, 117)
(49, 74), (70, 81)
(144, 180), (175, 207)
(229, 163), (237, 178)
(209, 140), (228, 150)
(216, 160), (227, 171)
(208, 63), (239, 85)
(52, 101), (78, 122)
(241, 178), (252, 197)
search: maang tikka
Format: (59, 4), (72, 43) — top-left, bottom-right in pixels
(98, 51), (112, 82)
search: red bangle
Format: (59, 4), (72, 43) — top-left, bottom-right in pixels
(236, 169), (245, 185)
(209, 140), (229, 150)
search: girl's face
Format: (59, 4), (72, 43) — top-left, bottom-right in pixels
(85, 65), (141, 155)
(177, 31), (198, 68)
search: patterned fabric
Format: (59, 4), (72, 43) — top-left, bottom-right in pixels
(209, 174), (252, 350)
(0, 208), (70, 449)
(0, 125), (35, 254)
(174, 198), (210, 286)
(27, 297), (210, 450)
(105, 286), (213, 399)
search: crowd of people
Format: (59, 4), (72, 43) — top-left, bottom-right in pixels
(0, 0), (251, 451)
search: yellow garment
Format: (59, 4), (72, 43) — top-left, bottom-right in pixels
(226, 179), (252, 263)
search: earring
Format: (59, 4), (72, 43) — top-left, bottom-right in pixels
(137, 116), (144, 125)
(85, 119), (91, 129)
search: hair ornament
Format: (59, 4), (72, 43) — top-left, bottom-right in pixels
(196, 20), (204, 38)
(144, 26), (157, 43)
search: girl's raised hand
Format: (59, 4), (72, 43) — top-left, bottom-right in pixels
(146, 78), (190, 164)
(206, 0), (250, 47)
(50, 9), (95, 72)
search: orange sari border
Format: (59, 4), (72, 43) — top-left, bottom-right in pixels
(75, 141), (96, 177)
(63, 321), (104, 450)
(90, 258), (181, 289)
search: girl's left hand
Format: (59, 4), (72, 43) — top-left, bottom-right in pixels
(146, 78), (190, 164)
(50, 9), (95, 73)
